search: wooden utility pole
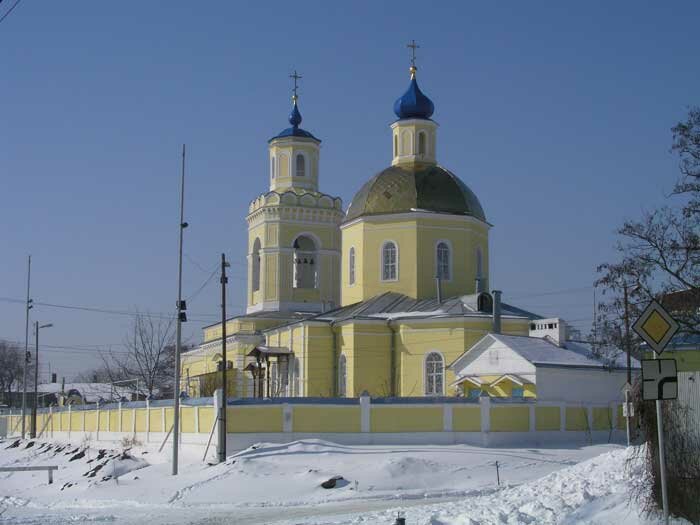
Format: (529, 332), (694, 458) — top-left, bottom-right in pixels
(218, 253), (229, 463)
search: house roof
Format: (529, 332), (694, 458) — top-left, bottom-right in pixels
(36, 382), (136, 402)
(450, 333), (639, 372)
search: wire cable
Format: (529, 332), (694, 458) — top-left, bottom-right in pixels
(0, 0), (22, 25)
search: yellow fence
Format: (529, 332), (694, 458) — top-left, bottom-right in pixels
(1, 400), (628, 437)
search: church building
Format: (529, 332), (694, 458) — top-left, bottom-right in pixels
(182, 54), (558, 399)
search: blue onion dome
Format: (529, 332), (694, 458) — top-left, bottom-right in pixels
(393, 68), (435, 120)
(269, 96), (321, 143)
(288, 98), (302, 127)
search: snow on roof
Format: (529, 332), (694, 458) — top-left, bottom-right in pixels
(37, 382), (136, 402)
(491, 334), (637, 369)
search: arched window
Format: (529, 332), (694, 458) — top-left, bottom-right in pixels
(270, 156), (275, 179)
(338, 354), (347, 397)
(251, 238), (261, 292)
(348, 247), (356, 285)
(425, 352), (444, 396)
(393, 134), (398, 157)
(296, 154), (306, 177)
(418, 132), (426, 155)
(476, 247), (483, 278)
(381, 241), (397, 281)
(436, 242), (450, 280)
(293, 235), (317, 289)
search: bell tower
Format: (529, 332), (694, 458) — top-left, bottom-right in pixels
(246, 72), (344, 314)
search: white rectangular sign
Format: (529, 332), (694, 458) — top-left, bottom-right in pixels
(641, 359), (678, 401)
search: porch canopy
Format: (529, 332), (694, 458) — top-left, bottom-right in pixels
(246, 346), (292, 398)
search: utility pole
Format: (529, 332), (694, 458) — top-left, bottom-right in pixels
(31, 321), (52, 438)
(218, 253), (230, 463)
(622, 282), (632, 447)
(21, 255), (32, 437)
(172, 144), (188, 475)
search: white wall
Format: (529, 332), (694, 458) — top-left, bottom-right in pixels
(535, 367), (633, 403)
(458, 340), (536, 377)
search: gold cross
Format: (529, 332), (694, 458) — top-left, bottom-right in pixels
(290, 70), (302, 99)
(407, 40), (420, 68)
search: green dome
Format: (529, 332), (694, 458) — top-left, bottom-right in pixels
(345, 165), (486, 223)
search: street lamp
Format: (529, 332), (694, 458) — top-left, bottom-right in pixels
(30, 322), (53, 439)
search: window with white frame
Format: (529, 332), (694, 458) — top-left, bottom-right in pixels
(338, 354), (347, 397)
(296, 154), (305, 177)
(425, 352), (444, 396)
(348, 247), (356, 285)
(381, 241), (397, 281)
(436, 241), (450, 280)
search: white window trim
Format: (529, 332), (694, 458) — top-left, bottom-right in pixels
(294, 151), (308, 178)
(417, 131), (427, 156)
(348, 246), (356, 286)
(435, 239), (453, 282)
(424, 350), (445, 397)
(270, 155), (276, 179)
(380, 240), (399, 282)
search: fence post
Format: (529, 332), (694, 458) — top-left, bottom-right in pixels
(145, 399), (150, 443)
(479, 395), (491, 446)
(82, 408), (86, 433)
(282, 403), (292, 433)
(132, 407), (136, 437)
(360, 393), (371, 433)
(610, 401), (618, 432)
(560, 403), (566, 432)
(161, 406), (165, 435)
(118, 402), (123, 433)
(529, 404), (536, 433)
(194, 404), (200, 434)
(95, 401), (100, 441)
(68, 404), (72, 441)
(443, 403), (453, 432)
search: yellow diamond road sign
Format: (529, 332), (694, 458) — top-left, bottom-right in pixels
(632, 300), (679, 355)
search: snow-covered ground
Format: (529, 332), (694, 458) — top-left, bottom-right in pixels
(0, 436), (688, 524)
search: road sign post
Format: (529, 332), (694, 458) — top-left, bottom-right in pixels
(633, 300), (679, 525)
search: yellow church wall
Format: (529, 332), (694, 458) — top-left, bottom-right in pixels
(535, 406), (560, 431)
(370, 406), (443, 432)
(343, 322), (392, 397)
(415, 218), (489, 299)
(226, 406), (283, 433)
(264, 254), (278, 301)
(341, 219), (419, 303)
(292, 406), (361, 433)
(304, 326), (334, 397)
(341, 222), (365, 305)
(396, 319), (497, 396)
(452, 406), (481, 431)
(490, 406), (529, 432)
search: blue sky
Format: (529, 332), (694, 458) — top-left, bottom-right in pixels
(2, 1), (698, 379)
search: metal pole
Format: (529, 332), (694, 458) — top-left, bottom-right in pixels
(218, 253), (228, 463)
(31, 321), (39, 438)
(654, 352), (670, 525)
(21, 255), (31, 438)
(172, 144), (186, 476)
(623, 283), (632, 446)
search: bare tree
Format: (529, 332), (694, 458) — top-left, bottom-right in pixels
(596, 106), (700, 343)
(0, 340), (26, 402)
(102, 313), (176, 399)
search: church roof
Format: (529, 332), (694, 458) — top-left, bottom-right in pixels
(394, 76), (434, 120)
(345, 165), (487, 223)
(313, 292), (539, 323)
(269, 99), (320, 143)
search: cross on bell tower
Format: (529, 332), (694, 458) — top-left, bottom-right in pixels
(407, 40), (420, 77)
(290, 70), (302, 102)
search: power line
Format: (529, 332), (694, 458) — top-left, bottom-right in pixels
(0, 0), (22, 25)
